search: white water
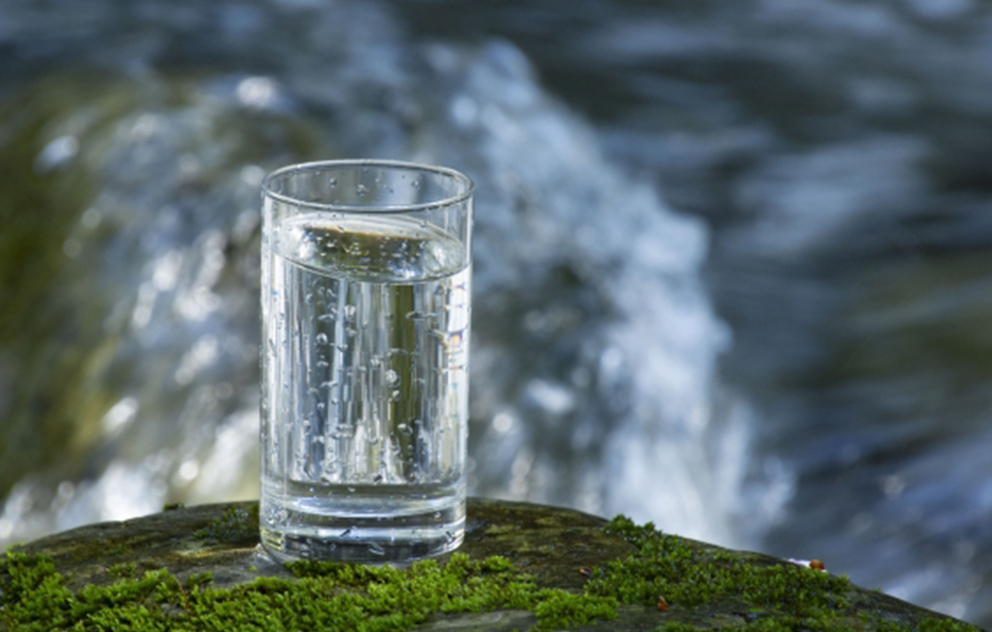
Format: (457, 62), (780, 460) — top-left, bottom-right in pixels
(5, 0), (992, 625)
(0, 0), (781, 568)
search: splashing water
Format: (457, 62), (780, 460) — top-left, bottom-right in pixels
(7, 0), (992, 627)
(0, 0), (790, 554)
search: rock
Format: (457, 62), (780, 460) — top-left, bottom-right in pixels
(0, 71), (325, 517)
(0, 498), (982, 631)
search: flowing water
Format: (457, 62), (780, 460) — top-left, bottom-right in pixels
(1, 0), (991, 625)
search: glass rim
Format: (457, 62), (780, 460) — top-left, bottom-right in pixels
(261, 158), (474, 214)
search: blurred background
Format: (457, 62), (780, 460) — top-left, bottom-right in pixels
(1, 0), (991, 625)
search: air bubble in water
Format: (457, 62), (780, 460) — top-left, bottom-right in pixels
(368, 542), (386, 556)
(316, 333), (329, 344)
(356, 184), (368, 196)
(385, 369), (400, 386)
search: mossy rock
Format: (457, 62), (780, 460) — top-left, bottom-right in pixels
(0, 71), (331, 505)
(0, 498), (982, 631)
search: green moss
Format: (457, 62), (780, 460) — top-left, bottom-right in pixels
(193, 504), (259, 543)
(0, 550), (613, 632)
(0, 515), (982, 631)
(106, 563), (137, 581)
(595, 515), (981, 632)
(75, 541), (133, 565)
(654, 624), (698, 632)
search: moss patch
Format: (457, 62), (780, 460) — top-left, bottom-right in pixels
(193, 505), (259, 544)
(591, 516), (983, 631)
(0, 501), (982, 631)
(0, 550), (616, 631)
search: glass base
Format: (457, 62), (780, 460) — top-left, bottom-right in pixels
(260, 488), (465, 564)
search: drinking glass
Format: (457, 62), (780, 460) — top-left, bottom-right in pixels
(259, 159), (472, 562)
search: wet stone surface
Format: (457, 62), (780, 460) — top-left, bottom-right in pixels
(4, 499), (637, 593)
(1, 498), (981, 631)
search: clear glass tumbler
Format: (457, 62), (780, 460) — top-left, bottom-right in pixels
(259, 159), (472, 562)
